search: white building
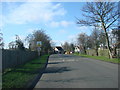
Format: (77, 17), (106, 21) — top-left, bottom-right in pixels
(53, 46), (64, 54)
(74, 46), (80, 53)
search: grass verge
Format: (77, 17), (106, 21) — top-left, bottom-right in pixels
(2, 55), (49, 88)
(74, 53), (120, 64)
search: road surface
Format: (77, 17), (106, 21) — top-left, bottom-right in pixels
(34, 54), (118, 88)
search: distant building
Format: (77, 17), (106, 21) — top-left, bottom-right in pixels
(53, 46), (64, 54)
(74, 45), (85, 54)
(74, 46), (80, 53)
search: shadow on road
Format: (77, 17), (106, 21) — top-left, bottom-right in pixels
(44, 67), (71, 74)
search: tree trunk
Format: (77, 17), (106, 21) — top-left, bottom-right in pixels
(113, 46), (117, 57)
(102, 22), (113, 59)
(83, 46), (87, 54)
(95, 48), (98, 56)
(105, 30), (113, 59)
(95, 44), (98, 56)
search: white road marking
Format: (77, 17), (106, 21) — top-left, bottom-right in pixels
(49, 59), (79, 63)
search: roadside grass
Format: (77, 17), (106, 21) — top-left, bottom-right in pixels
(2, 55), (49, 88)
(74, 53), (120, 64)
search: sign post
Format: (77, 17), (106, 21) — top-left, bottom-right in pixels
(37, 41), (42, 56)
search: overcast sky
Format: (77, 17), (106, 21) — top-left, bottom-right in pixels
(1, 1), (117, 48)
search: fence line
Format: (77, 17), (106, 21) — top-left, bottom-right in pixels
(2, 49), (38, 71)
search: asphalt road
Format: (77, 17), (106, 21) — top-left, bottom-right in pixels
(34, 54), (118, 88)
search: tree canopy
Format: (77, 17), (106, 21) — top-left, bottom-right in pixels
(26, 29), (52, 54)
(77, 2), (119, 58)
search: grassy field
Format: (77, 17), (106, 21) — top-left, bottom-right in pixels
(74, 53), (120, 64)
(2, 55), (49, 88)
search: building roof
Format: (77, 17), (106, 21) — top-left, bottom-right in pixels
(55, 46), (64, 51)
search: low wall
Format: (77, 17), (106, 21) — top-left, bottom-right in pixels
(86, 49), (120, 58)
(86, 49), (109, 58)
(86, 49), (96, 56)
(98, 49), (109, 58)
(116, 49), (120, 58)
(2, 49), (38, 71)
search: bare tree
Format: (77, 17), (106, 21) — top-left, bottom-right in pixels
(8, 35), (25, 50)
(15, 35), (25, 50)
(111, 26), (120, 57)
(77, 2), (119, 58)
(26, 29), (52, 54)
(112, 26), (120, 44)
(99, 31), (106, 49)
(0, 30), (4, 49)
(70, 43), (75, 53)
(62, 42), (70, 52)
(77, 33), (88, 54)
(62, 42), (75, 53)
(91, 26), (101, 56)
